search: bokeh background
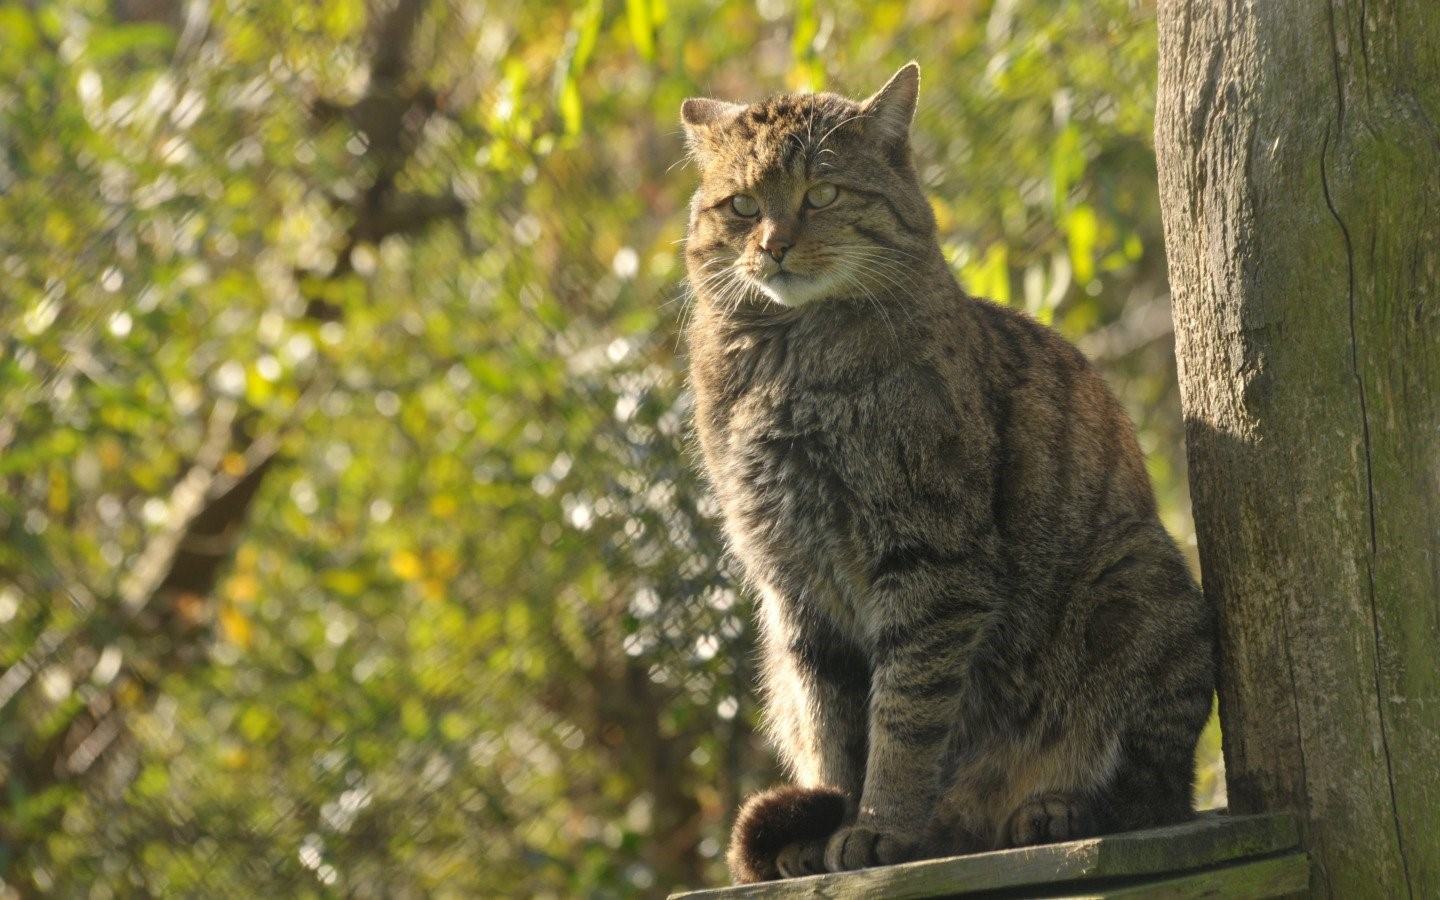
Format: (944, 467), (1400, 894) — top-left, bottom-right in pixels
(0, 0), (1223, 895)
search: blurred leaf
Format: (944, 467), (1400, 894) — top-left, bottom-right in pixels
(220, 606), (254, 648)
(86, 23), (175, 62)
(626, 0), (657, 61)
(0, 5), (39, 56)
(1066, 204), (1099, 285)
(963, 243), (1011, 304)
(389, 549), (424, 581)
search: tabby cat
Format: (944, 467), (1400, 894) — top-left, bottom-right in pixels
(679, 64), (1215, 883)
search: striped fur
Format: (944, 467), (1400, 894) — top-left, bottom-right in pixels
(680, 64), (1215, 883)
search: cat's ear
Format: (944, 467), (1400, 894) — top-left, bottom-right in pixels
(861, 62), (920, 143)
(680, 98), (744, 132)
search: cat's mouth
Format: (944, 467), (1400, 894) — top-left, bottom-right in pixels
(751, 266), (836, 308)
(758, 268), (807, 297)
(762, 261), (820, 285)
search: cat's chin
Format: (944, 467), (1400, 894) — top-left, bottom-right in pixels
(752, 271), (836, 308)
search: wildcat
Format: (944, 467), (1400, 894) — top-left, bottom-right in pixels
(679, 63), (1215, 883)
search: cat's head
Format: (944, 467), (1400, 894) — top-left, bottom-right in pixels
(680, 63), (935, 309)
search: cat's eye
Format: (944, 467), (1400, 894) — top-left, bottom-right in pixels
(805, 183), (838, 209)
(730, 194), (759, 217)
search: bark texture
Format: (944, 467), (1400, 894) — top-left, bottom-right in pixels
(1156, 1), (1440, 897)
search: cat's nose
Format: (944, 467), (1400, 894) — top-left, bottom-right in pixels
(761, 236), (791, 262)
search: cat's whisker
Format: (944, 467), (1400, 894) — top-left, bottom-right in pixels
(728, 275), (760, 316)
(847, 254), (918, 286)
(804, 104), (827, 176)
(835, 239), (927, 258)
(846, 259), (909, 295)
(839, 251), (929, 300)
(840, 259), (902, 309)
(677, 259), (744, 343)
(701, 268), (749, 317)
(681, 270), (737, 302)
(787, 130), (807, 161)
(835, 249), (919, 284)
(836, 266), (898, 343)
(816, 112), (868, 152)
(837, 242), (929, 264)
(690, 258), (735, 281)
(841, 254), (921, 328)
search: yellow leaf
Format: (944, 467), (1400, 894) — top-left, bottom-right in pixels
(429, 494), (458, 519)
(228, 573), (259, 603)
(390, 549), (423, 581)
(429, 548), (460, 578)
(401, 698), (429, 738)
(240, 705), (274, 741)
(220, 746), (249, 769)
(962, 243), (1010, 304)
(221, 452), (247, 477)
(47, 466), (69, 513)
(1066, 205), (1099, 285)
(44, 210), (73, 244)
(928, 195), (954, 233)
(626, 0), (655, 60)
(559, 78), (582, 136)
(220, 605), (253, 648)
(323, 569), (366, 596)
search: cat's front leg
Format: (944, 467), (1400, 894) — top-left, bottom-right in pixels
(824, 658), (961, 871)
(766, 665), (870, 878)
(755, 583), (870, 802)
(826, 579), (989, 872)
(751, 616), (870, 879)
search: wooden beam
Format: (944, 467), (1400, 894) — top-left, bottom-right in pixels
(670, 813), (1302, 899)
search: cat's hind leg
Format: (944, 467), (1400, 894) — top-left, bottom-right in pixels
(998, 525), (1214, 845)
(1082, 529), (1215, 835)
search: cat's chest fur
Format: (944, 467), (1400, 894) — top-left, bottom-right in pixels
(693, 310), (981, 631)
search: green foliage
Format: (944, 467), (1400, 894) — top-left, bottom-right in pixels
(0, 0), (1218, 896)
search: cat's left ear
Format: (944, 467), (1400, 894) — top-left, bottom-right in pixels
(680, 98), (744, 139)
(861, 62), (920, 143)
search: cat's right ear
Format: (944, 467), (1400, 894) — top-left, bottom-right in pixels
(861, 62), (920, 144)
(680, 98), (744, 147)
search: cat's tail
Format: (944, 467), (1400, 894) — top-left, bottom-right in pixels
(726, 784), (847, 884)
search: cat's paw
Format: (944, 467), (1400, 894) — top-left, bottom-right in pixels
(824, 823), (917, 872)
(1003, 793), (1097, 847)
(774, 838), (827, 878)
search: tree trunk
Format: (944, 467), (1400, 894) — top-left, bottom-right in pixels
(1155, 1), (1440, 896)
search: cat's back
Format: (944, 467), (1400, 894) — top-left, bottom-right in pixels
(955, 296), (1159, 537)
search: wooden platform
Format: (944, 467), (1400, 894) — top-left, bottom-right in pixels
(670, 812), (1306, 899)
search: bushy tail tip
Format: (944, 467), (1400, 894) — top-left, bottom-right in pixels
(726, 784), (847, 884)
